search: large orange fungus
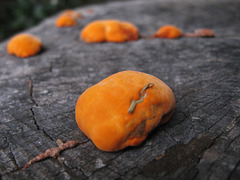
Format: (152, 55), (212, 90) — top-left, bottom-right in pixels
(75, 71), (175, 151)
(81, 20), (139, 43)
(7, 33), (42, 58)
(154, 25), (182, 39)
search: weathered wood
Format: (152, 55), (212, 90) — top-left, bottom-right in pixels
(0, 0), (239, 179)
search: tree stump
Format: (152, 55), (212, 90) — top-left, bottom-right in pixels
(0, 0), (239, 179)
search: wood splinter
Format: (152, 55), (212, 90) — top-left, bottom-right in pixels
(184, 28), (215, 38)
(22, 139), (81, 169)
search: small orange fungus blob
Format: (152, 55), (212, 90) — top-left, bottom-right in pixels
(7, 33), (42, 58)
(154, 25), (182, 39)
(75, 71), (175, 151)
(60, 10), (82, 19)
(56, 16), (77, 27)
(81, 20), (139, 43)
(56, 10), (82, 27)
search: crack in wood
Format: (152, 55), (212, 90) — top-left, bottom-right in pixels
(188, 133), (225, 180)
(208, 108), (232, 131)
(199, 74), (233, 92)
(142, 132), (222, 178)
(167, 112), (188, 128)
(184, 99), (197, 135)
(6, 137), (19, 170)
(30, 107), (54, 141)
(59, 158), (88, 179)
(106, 165), (122, 176)
(176, 163), (200, 180)
(42, 129), (54, 141)
(163, 129), (179, 143)
(30, 108), (40, 130)
(205, 154), (230, 180)
(190, 94), (222, 114)
(191, 94), (234, 115)
(225, 116), (239, 132)
(117, 166), (141, 179)
(28, 78), (56, 142)
(226, 159), (240, 180)
(224, 134), (240, 153)
(62, 160), (89, 178)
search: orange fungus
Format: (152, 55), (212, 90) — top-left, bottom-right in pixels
(80, 20), (139, 43)
(56, 16), (77, 27)
(56, 10), (82, 27)
(60, 9), (82, 19)
(75, 70), (176, 151)
(154, 25), (182, 39)
(7, 33), (42, 58)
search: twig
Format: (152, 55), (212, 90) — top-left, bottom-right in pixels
(128, 83), (154, 113)
(184, 28), (215, 38)
(22, 139), (81, 169)
(29, 78), (33, 97)
(155, 153), (165, 160)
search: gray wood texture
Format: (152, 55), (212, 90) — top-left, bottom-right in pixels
(0, 0), (239, 179)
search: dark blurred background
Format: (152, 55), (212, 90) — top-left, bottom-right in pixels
(0, 0), (126, 41)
